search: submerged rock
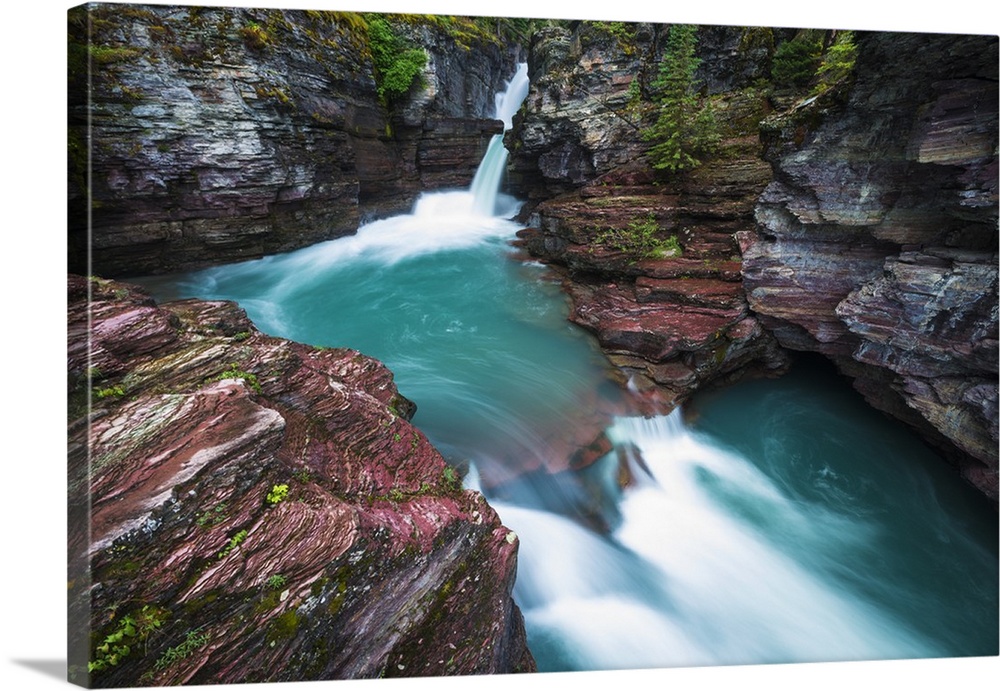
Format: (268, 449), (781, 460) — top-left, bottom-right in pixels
(67, 274), (534, 686)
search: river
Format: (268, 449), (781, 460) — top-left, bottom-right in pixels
(134, 63), (998, 673)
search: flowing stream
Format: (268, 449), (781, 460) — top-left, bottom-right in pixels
(135, 63), (998, 672)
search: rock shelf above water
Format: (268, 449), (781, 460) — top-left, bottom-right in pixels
(67, 274), (534, 686)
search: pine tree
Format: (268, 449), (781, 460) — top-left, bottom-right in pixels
(643, 24), (719, 172)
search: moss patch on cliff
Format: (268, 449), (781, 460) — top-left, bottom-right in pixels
(364, 14), (428, 103)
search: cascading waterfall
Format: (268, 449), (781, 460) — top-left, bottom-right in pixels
(136, 60), (998, 676)
(493, 411), (935, 671)
(470, 62), (529, 216)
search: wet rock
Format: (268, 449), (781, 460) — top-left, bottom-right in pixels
(744, 32), (998, 502)
(508, 23), (790, 411)
(68, 6), (517, 277)
(67, 274), (534, 687)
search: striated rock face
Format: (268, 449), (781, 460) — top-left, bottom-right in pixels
(510, 23), (997, 503)
(510, 23), (790, 411)
(744, 32), (998, 501)
(67, 274), (534, 686)
(68, 6), (516, 277)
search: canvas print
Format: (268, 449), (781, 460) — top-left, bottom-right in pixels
(67, 2), (999, 688)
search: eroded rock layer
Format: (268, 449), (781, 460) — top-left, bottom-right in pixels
(510, 23), (790, 411)
(744, 32), (998, 501)
(68, 6), (515, 277)
(509, 23), (997, 502)
(67, 274), (534, 687)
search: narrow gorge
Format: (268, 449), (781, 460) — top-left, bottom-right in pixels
(68, 6), (998, 688)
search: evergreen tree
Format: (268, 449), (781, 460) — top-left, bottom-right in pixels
(643, 24), (719, 172)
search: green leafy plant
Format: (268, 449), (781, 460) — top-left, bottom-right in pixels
(594, 215), (682, 259)
(212, 363), (262, 394)
(152, 628), (209, 672)
(195, 502), (227, 528)
(89, 605), (167, 674)
(266, 483), (290, 505)
(94, 384), (125, 399)
(441, 465), (462, 492)
(642, 24), (719, 172)
(265, 574), (287, 590)
(364, 14), (427, 102)
(218, 529), (248, 559)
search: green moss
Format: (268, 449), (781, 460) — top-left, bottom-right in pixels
(591, 20), (637, 55)
(326, 580), (347, 616)
(89, 45), (141, 65)
(181, 590), (220, 618)
(240, 21), (273, 51)
(254, 85), (293, 107)
(266, 610), (302, 645)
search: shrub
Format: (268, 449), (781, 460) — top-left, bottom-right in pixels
(595, 215), (682, 260)
(642, 24), (719, 172)
(813, 31), (857, 93)
(771, 33), (823, 86)
(364, 14), (427, 103)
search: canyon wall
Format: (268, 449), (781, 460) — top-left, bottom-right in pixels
(508, 23), (998, 501)
(68, 274), (534, 686)
(508, 22), (790, 411)
(68, 6), (518, 277)
(744, 31), (998, 501)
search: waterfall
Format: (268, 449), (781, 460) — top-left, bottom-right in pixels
(137, 52), (998, 679)
(489, 409), (943, 671)
(470, 62), (529, 216)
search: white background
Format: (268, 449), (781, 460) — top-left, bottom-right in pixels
(2, 1), (996, 690)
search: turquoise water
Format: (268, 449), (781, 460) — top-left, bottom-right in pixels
(135, 191), (623, 483)
(137, 202), (998, 671)
(133, 60), (996, 672)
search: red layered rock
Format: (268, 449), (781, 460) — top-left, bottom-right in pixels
(745, 32), (998, 502)
(67, 275), (534, 687)
(509, 24), (790, 412)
